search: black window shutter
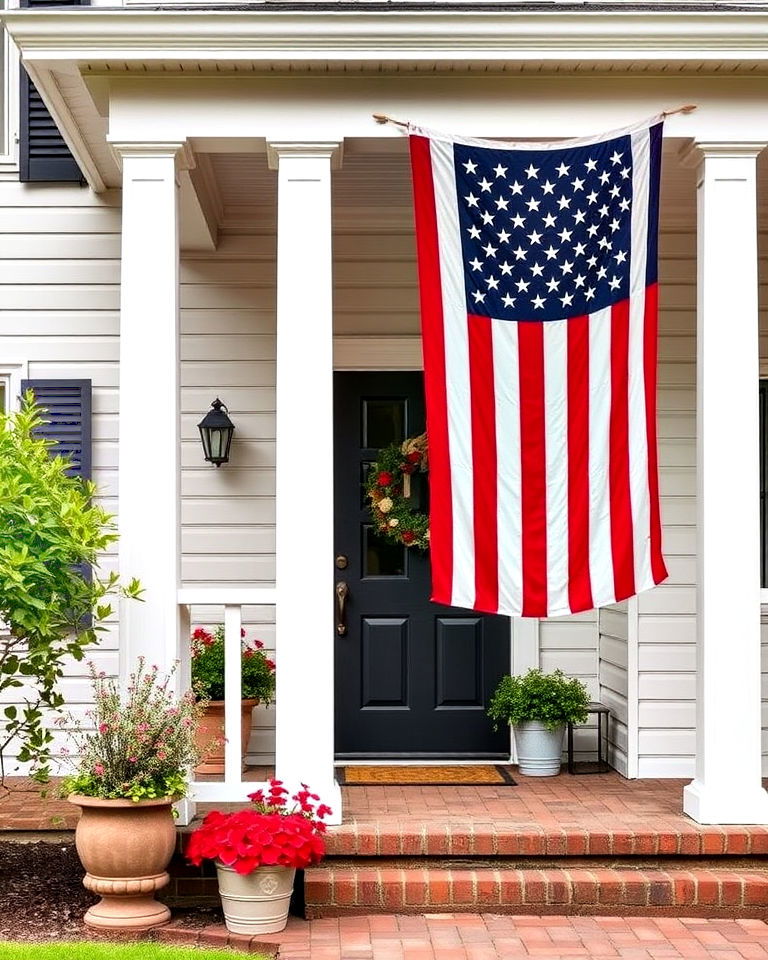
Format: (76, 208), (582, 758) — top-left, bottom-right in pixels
(19, 0), (89, 183)
(20, 379), (92, 481)
(21, 379), (94, 609)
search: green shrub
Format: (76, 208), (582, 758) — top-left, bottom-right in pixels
(487, 668), (590, 730)
(0, 395), (141, 783)
(60, 659), (204, 802)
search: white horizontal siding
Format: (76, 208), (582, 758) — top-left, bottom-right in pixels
(636, 226), (698, 778)
(0, 182), (122, 771)
(598, 602), (629, 777)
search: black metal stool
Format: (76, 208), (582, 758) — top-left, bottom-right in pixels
(567, 701), (611, 774)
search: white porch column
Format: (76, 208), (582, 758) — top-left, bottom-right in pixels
(683, 141), (768, 824)
(269, 141), (343, 822)
(113, 142), (187, 681)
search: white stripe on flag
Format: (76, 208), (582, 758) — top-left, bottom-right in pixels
(430, 138), (475, 609)
(492, 318), (523, 616)
(543, 319), (570, 615)
(629, 128), (653, 592)
(588, 305), (616, 606)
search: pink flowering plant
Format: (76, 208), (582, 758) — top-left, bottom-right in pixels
(186, 779), (332, 875)
(191, 626), (275, 704)
(59, 658), (206, 802)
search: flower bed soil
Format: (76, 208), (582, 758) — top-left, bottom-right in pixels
(0, 840), (224, 944)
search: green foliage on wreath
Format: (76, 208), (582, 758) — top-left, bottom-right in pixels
(365, 435), (430, 550)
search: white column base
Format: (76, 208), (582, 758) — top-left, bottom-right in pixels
(683, 779), (768, 825)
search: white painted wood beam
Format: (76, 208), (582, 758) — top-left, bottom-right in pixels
(682, 140), (768, 824)
(270, 140), (343, 825)
(113, 141), (185, 684)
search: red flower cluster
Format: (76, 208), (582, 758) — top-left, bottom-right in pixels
(377, 471), (393, 487)
(185, 779), (332, 876)
(192, 627), (215, 647)
(400, 451), (422, 475)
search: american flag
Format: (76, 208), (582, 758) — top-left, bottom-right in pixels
(409, 118), (668, 617)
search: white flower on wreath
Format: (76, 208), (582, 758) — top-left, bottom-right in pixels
(389, 518), (399, 527)
(378, 497), (393, 514)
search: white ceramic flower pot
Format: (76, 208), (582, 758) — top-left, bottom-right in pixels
(513, 721), (565, 776)
(215, 862), (295, 935)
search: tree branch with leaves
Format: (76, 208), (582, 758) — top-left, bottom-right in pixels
(0, 394), (141, 787)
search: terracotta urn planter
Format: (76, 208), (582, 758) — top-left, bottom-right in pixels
(194, 698), (258, 775)
(216, 862), (295, 934)
(68, 794), (176, 930)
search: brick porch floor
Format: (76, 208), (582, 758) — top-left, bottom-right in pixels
(328, 773), (768, 855)
(4, 772), (768, 845)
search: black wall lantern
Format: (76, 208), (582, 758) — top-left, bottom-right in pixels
(198, 398), (235, 467)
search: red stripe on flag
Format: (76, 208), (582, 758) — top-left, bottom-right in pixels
(409, 135), (453, 605)
(609, 300), (635, 602)
(518, 321), (548, 617)
(467, 313), (499, 613)
(643, 282), (668, 584)
(567, 314), (594, 613)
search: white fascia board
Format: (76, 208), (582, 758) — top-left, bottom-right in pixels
(4, 10), (768, 65)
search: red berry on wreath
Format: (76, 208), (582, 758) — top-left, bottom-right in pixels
(377, 471), (393, 486)
(402, 531), (415, 544)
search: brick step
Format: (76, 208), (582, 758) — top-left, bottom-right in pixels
(304, 864), (768, 918)
(324, 824), (768, 858)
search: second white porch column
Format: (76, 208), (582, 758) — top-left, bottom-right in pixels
(113, 143), (186, 681)
(683, 142), (768, 824)
(269, 141), (343, 822)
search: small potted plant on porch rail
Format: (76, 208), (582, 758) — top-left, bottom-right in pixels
(59, 658), (206, 930)
(488, 668), (590, 777)
(191, 625), (275, 775)
(186, 778), (332, 934)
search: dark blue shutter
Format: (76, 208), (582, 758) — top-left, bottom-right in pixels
(21, 379), (93, 612)
(19, 0), (89, 183)
(20, 379), (92, 481)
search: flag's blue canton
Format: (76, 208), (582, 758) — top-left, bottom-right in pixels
(455, 134), (633, 323)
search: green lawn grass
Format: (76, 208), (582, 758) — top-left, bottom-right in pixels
(0, 943), (271, 960)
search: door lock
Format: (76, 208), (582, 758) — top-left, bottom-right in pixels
(335, 555), (348, 570)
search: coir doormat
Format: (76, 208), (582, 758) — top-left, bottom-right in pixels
(337, 765), (516, 786)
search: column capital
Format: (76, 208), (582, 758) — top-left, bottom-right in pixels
(266, 140), (343, 171)
(678, 139), (767, 168)
(106, 139), (196, 173)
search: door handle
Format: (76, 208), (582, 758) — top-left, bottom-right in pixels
(336, 581), (349, 636)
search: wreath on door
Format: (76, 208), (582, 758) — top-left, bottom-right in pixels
(365, 432), (430, 550)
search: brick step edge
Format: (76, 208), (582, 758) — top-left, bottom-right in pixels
(304, 866), (768, 918)
(155, 923), (278, 955)
(323, 826), (768, 858)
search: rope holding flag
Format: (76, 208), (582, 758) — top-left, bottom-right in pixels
(404, 114), (672, 617)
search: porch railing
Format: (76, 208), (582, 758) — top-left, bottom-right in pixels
(177, 587), (276, 810)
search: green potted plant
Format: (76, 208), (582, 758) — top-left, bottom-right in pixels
(488, 668), (590, 776)
(191, 626), (275, 775)
(186, 778), (331, 934)
(0, 396), (141, 786)
(59, 658), (206, 930)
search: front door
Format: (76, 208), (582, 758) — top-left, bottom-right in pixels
(334, 372), (511, 759)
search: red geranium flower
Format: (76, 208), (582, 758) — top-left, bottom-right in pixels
(186, 780), (332, 875)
